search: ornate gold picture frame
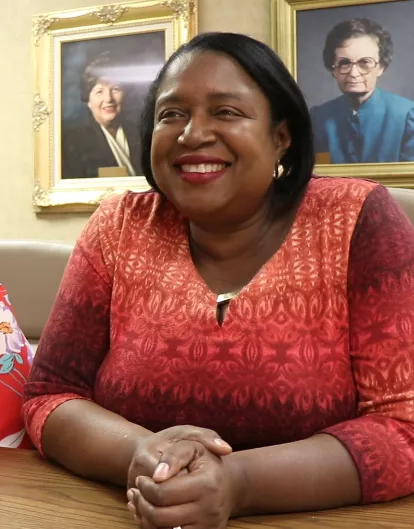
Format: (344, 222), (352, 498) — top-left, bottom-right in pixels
(271, 0), (414, 187)
(33, 0), (198, 212)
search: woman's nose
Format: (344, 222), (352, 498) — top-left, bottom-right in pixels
(348, 63), (361, 77)
(103, 87), (114, 102)
(177, 116), (216, 148)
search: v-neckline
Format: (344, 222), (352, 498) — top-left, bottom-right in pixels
(175, 185), (309, 326)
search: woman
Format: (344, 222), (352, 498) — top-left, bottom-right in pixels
(24, 32), (414, 527)
(62, 52), (142, 178)
(310, 18), (414, 163)
(0, 284), (33, 448)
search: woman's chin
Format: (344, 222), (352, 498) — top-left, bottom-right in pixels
(99, 116), (119, 128)
(170, 191), (229, 222)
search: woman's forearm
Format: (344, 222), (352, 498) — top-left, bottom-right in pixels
(227, 433), (361, 516)
(42, 399), (151, 486)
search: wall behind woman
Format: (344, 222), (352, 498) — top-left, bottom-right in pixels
(0, 0), (270, 243)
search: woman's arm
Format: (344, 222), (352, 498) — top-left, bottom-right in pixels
(23, 200), (140, 485)
(401, 107), (414, 162)
(226, 433), (360, 514)
(24, 197), (230, 487)
(130, 432), (359, 528)
(42, 400), (151, 486)
(232, 185), (414, 513)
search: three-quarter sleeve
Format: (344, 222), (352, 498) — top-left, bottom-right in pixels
(322, 185), (414, 503)
(23, 194), (126, 453)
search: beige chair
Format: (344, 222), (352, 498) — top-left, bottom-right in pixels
(0, 240), (73, 346)
(388, 187), (414, 224)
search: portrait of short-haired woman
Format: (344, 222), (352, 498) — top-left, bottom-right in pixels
(309, 18), (414, 164)
(61, 52), (142, 179)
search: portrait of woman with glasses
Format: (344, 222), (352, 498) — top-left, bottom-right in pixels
(310, 18), (414, 164)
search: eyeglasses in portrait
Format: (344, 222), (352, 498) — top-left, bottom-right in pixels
(272, 0), (414, 188)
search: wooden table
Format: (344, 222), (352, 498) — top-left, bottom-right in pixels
(1, 448), (413, 529)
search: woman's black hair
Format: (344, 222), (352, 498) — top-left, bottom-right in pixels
(140, 32), (314, 198)
(323, 18), (393, 71)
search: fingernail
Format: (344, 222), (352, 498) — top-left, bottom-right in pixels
(127, 501), (136, 513)
(127, 489), (134, 501)
(153, 462), (169, 479)
(214, 438), (232, 449)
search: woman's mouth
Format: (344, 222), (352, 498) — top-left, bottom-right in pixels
(177, 163), (229, 184)
(181, 163), (226, 173)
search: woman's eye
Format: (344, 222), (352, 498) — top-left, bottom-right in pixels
(216, 108), (239, 117)
(159, 110), (184, 120)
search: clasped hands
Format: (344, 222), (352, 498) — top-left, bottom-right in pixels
(126, 426), (242, 529)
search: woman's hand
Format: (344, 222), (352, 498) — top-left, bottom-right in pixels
(126, 425), (232, 490)
(127, 440), (242, 529)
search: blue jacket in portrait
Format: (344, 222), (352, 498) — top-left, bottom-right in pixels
(310, 88), (414, 163)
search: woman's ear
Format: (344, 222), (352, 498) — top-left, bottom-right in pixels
(273, 120), (291, 159)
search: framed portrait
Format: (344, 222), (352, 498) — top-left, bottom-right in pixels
(33, 0), (198, 212)
(271, 0), (414, 187)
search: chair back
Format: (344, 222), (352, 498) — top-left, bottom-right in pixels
(0, 240), (73, 340)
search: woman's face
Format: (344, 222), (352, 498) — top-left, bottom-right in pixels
(150, 51), (290, 224)
(88, 80), (124, 128)
(332, 36), (384, 99)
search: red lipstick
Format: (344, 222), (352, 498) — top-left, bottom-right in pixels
(173, 154), (229, 165)
(173, 154), (230, 185)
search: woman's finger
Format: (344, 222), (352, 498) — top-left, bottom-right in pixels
(138, 468), (208, 507)
(152, 440), (205, 483)
(136, 486), (197, 528)
(132, 489), (157, 529)
(169, 426), (232, 457)
(127, 452), (160, 489)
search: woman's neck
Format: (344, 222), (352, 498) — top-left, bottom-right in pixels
(189, 209), (277, 264)
(188, 193), (299, 295)
(346, 89), (375, 109)
(104, 124), (120, 138)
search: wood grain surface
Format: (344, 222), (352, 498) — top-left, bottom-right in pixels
(1, 448), (413, 529)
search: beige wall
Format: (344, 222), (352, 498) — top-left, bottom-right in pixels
(0, 0), (270, 243)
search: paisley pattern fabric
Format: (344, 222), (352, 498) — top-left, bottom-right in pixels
(23, 176), (414, 503)
(0, 284), (33, 448)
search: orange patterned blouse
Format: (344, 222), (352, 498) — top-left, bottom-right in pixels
(24, 176), (414, 503)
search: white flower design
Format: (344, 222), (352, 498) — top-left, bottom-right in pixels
(0, 428), (26, 448)
(0, 302), (25, 355)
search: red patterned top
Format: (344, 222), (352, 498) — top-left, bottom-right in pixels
(23, 177), (414, 503)
(0, 285), (33, 448)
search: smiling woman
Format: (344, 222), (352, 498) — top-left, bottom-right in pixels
(61, 52), (142, 178)
(24, 31), (414, 529)
(148, 51), (291, 225)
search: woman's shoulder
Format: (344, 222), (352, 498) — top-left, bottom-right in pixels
(309, 95), (346, 119)
(83, 190), (182, 246)
(306, 175), (379, 206)
(98, 189), (177, 223)
(378, 89), (414, 112)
